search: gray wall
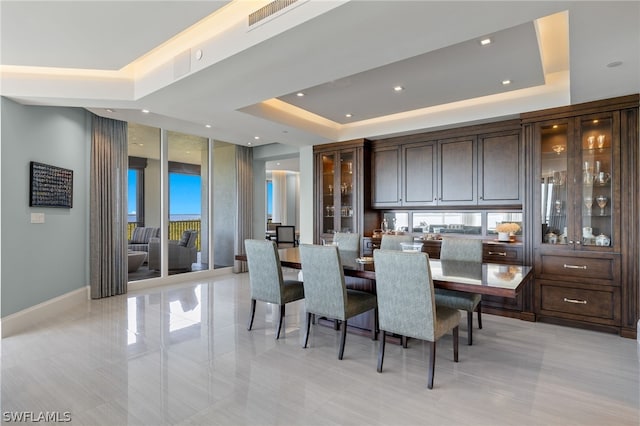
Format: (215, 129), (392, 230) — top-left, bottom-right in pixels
(1, 98), (90, 317)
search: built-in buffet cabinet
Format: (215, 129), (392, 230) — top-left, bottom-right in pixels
(522, 95), (639, 338)
(372, 120), (523, 208)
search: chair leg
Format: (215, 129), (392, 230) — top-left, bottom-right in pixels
(303, 312), (312, 348)
(338, 319), (348, 360)
(371, 308), (378, 341)
(477, 301), (483, 329)
(247, 299), (256, 331)
(377, 331), (386, 372)
(334, 319), (339, 330)
(467, 310), (473, 346)
(401, 336), (408, 348)
(453, 326), (459, 362)
(427, 341), (436, 389)
(276, 304), (285, 339)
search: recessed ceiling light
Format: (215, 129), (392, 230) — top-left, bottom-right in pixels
(141, 109), (150, 114)
(276, 162), (281, 166)
(296, 92), (305, 97)
(105, 108), (114, 113)
(606, 61), (623, 68)
(502, 80), (511, 85)
(345, 113), (352, 118)
(480, 38), (492, 46)
(593, 119), (599, 124)
(393, 86), (404, 92)
(205, 124), (212, 128)
(553, 125), (558, 129)
(248, 142), (252, 146)
(254, 136), (260, 140)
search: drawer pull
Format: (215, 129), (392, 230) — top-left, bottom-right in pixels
(563, 297), (587, 305)
(488, 251), (507, 256)
(563, 264), (587, 270)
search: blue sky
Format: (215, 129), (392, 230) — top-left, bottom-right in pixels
(128, 171), (201, 215)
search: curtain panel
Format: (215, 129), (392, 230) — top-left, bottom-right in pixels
(90, 114), (128, 298)
(234, 145), (253, 273)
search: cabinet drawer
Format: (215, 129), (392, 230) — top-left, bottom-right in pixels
(539, 255), (614, 281)
(483, 244), (522, 264)
(539, 283), (617, 321)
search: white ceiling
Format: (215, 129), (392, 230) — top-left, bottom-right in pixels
(1, 0), (639, 161)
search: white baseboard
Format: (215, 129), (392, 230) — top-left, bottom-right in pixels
(1, 286), (90, 338)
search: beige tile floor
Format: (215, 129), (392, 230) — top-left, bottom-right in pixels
(2, 270), (639, 425)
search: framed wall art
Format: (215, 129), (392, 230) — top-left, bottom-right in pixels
(29, 161), (73, 208)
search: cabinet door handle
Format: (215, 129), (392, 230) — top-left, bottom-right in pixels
(563, 264), (587, 270)
(563, 297), (587, 304)
(488, 251), (507, 256)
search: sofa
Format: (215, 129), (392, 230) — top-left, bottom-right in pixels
(148, 230), (198, 271)
(128, 227), (161, 253)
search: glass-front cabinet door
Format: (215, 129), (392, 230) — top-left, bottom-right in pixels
(338, 151), (355, 234)
(540, 121), (570, 246)
(579, 115), (615, 249)
(538, 113), (618, 251)
(321, 153), (336, 235)
(318, 149), (358, 242)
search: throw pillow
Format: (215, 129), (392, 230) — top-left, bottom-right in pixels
(178, 230), (191, 247)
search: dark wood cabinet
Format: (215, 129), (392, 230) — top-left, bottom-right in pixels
(478, 130), (522, 205)
(404, 142), (437, 206)
(523, 94), (639, 337)
(314, 139), (379, 253)
(371, 145), (400, 208)
(371, 120), (522, 208)
(437, 136), (476, 205)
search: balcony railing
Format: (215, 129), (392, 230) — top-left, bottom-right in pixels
(128, 220), (202, 251)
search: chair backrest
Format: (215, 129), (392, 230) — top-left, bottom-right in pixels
(299, 244), (347, 321)
(276, 225), (296, 246)
(244, 239), (285, 304)
(333, 232), (360, 252)
(380, 234), (415, 251)
(440, 260), (483, 279)
(130, 226), (161, 244)
(439, 238), (482, 262)
(178, 230), (198, 248)
(373, 249), (437, 341)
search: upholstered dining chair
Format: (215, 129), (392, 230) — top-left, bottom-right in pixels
(299, 244), (377, 360)
(435, 238), (483, 345)
(275, 225), (297, 247)
(244, 239), (304, 339)
(379, 234), (415, 251)
(373, 249), (461, 389)
(333, 232), (361, 253)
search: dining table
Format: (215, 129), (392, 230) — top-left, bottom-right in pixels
(235, 246), (533, 299)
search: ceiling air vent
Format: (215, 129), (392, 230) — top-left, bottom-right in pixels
(249, 0), (298, 26)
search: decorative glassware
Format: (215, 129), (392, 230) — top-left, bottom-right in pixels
(554, 199), (562, 215)
(584, 196), (593, 215)
(587, 136), (595, 149)
(597, 134), (606, 149)
(596, 195), (608, 215)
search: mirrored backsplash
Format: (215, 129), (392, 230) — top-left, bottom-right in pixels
(379, 211), (523, 238)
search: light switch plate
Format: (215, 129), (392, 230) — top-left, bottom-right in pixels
(31, 212), (45, 223)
